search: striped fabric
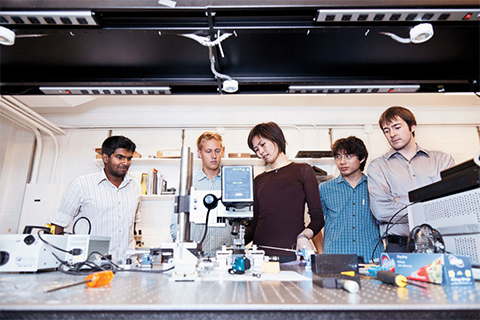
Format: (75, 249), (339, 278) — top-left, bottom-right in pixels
(319, 174), (383, 262)
(50, 169), (141, 263)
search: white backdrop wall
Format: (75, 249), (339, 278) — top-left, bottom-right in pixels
(1, 93), (479, 247)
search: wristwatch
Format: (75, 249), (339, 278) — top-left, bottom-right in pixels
(297, 233), (309, 240)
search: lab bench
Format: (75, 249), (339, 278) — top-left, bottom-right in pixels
(0, 265), (478, 320)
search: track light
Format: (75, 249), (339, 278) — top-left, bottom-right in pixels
(410, 23), (434, 43)
(380, 23), (434, 44)
(222, 80), (239, 93)
(0, 26), (15, 46)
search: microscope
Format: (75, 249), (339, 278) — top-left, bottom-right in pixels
(168, 147), (264, 280)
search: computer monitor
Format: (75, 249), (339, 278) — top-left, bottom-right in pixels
(221, 165), (254, 208)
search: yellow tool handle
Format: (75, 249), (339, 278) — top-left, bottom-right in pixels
(376, 270), (407, 287)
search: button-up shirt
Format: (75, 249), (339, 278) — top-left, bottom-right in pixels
(50, 169), (141, 262)
(320, 174), (383, 262)
(367, 144), (454, 237)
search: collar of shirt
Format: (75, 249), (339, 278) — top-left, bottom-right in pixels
(98, 169), (132, 188)
(335, 173), (367, 189)
(386, 143), (430, 161)
(195, 169), (221, 184)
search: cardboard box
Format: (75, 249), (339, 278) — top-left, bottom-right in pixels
(157, 150), (181, 158)
(228, 153), (251, 158)
(380, 253), (474, 286)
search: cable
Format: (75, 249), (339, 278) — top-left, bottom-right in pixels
(369, 202), (415, 263)
(197, 207), (212, 253)
(52, 251), (120, 275)
(209, 46), (232, 81)
(180, 33), (232, 48)
(73, 216), (92, 235)
(116, 266), (174, 274)
(180, 32), (238, 92)
(37, 230), (83, 256)
(52, 250), (174, 275)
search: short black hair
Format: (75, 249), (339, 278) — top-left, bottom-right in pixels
(247, 122), (286, 154)
(332, 136), (368, 171)
(101, 135), (136, 157)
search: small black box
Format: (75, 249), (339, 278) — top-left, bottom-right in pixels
(311, 254), (358, 274)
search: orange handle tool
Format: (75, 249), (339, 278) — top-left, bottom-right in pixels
(47, 270), (114, 293)
(85, 270), (114, 287)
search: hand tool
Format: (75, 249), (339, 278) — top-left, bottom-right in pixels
(46, 270), (114, 293)
(368, 268), (428, 289)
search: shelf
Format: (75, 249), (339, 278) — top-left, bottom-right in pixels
(291, 158), (335, 165)
(94, 157), (333, 168)
(94, 157), (266, 167)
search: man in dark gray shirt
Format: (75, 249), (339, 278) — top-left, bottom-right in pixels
(367, 106), (454, 252)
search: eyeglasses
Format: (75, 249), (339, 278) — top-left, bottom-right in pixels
(334, 154), (355, 161)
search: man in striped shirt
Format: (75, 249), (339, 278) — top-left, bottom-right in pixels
(170, 132), (232, 257)
(319, 136), (383, 263)
(50, 136), (141, 263)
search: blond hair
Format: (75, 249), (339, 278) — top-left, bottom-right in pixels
(197, 132), (223, 151)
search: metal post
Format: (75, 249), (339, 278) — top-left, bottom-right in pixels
(176, 146), (192, 242)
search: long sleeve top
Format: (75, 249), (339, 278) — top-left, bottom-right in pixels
(319, 174), (383, 262)
(245, 162), (325, 257)
(50, 169), (141, 262)
(367, 145), (454, 237)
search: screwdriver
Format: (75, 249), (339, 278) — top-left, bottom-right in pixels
(46, 270), (114, 293)
(376, 270), (407, 287)
(375, 270), (427, 289)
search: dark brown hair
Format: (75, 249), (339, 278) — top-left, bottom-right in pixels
(247, 122), (286, 154)
(379, 106), (417, 137)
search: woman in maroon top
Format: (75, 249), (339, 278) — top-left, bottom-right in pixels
(245, 122), (325, 262)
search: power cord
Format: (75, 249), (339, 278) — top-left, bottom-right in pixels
(369, 202), (415, 263)
(196, 194), (221, 254)
(37, 230), (83, 256)
(197, 207), (212, 253)
(52, 250), (174, 275)
(73, 216), (92, 234)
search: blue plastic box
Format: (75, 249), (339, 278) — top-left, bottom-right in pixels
(380, 253), (474, 286)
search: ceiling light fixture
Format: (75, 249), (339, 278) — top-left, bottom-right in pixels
(180, 32), (238, 93)
(380, 23), (434, 44)
(0, 26), (15, 45)
(0, 25), (48, 46)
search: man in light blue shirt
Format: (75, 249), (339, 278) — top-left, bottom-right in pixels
(319, 136), (383, 263)
(170, 132), (232, 257)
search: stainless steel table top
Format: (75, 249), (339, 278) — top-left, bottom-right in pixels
(0, 266), (478, 313)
